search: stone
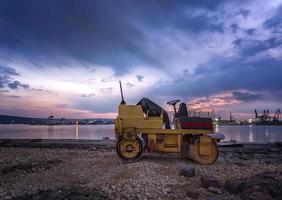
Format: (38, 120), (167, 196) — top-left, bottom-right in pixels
(208, 186), (222, 194)
(201, 177), (221, 188)
(274, 142), (282, 147)
(206, 196), (219, 200)
(238, 154), (249, 160)
(225, 179), (244, 194)
(186, 190), (199, 199)
(180, 165), (196, 177)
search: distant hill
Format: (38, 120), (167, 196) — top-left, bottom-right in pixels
(0, 115), (47, 124)
(0, 115), (114, 125)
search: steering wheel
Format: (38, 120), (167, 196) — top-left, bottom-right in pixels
(167, 100), (180, 106)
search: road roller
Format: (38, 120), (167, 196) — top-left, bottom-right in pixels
(115, 81), (224, 164)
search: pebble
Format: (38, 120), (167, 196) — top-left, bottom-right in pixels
(186, 190), (199, 199)
(201, 176), (221, 188)
(225, 179), (244, 194)
(206, 196), (219, 200)
(180, 165), (196, 177)
(208, 186), (222, 194)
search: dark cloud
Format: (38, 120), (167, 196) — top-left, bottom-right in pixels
(236, 8), (250, 19)
(150, 33), (282, 100)
(0, 65), (29, 90)
(0, 65), (18, 88)
(157, 57), (282, 99)
(0, 1), (155, 75)
(245, 28), (256, 36)
(54, 104), (69, 109)
(81, 93), (95, 98)
(136, 75), (144, 82)
(126, 82), (134, 88)
(6, 95), (21, 98)
(0, 0), (244, 75)
(232, 91), (262, 102)
(0, 65), (19, 76)
(233, 37), (282, 58)
(230, 23), (239, 34)
(8, 81), (30, 90)
(99, 87), (113, 94)
(175, 14), (224, 33)
(263, 5), (282, 33)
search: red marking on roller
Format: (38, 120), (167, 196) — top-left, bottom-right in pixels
(180, 122), (213, 130)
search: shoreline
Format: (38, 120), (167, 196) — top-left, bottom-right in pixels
(1, 138), (281, 148)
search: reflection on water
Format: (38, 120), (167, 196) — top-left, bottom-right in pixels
(265, 127), (269, 138)
(215, 124), (219, 133)
(249, 125), (253, 142)
(0, 124), (281, 143)
(217, 125), (282, 143)
(76, 124), (79, 139)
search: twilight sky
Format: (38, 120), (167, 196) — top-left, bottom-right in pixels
(0, 0), (282, 119)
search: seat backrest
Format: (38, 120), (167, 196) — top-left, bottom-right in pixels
(175, 103), (188, 118)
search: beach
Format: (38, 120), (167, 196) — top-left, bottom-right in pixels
(0, 139), (281, 200)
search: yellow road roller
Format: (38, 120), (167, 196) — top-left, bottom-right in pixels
(115, 81), (224, 164)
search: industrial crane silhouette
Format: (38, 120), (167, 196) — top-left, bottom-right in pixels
(273, 109), (281, 124)
(255, 109), (281, 125)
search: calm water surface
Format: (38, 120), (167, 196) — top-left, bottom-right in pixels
(0, 124), (114, 140)
(0, 124), (281, 143)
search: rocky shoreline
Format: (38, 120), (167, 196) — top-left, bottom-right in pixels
(0, 139), (281, 200)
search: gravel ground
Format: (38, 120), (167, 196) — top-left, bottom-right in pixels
(0, 142), (281, 200)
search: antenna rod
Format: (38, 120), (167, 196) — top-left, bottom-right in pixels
(119, 80), (126, 105)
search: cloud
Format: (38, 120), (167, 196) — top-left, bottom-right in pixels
(0, 65), (19, 76)
(175, 13), (224, 33)
(230, 23), (239, 33)
(136, 75), (144, 82)
(0, 65), (18, 88)
(126, 82), (134, 88)
(188, 94), (238, 112)
(0, 0), (247, 75)
(232, 91), (262, 102)
(0, 65), (29, 90)
(186, 90), (264, 114)
(0, 1), (156, 75)
(153, 57), (282, 99)
(234, 37), (282, 58)
(99, 87), (113, 95)
(148, 31), (282, 102)
(7, 81), (29, 90)
(6, 95), (21, 98)
(245, 28), (256, 36)
(236, 8), (251, 19)
(263, 5), (282, 33)
(81, 93), (95, 98)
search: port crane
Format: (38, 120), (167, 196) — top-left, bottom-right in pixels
(255, 109), (281, 125)
(273, 109), (281, 124)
